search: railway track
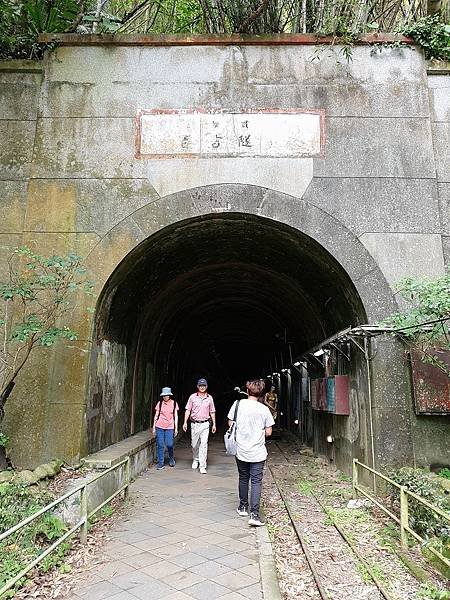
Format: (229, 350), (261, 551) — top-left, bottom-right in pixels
(266, 441), (395, 600)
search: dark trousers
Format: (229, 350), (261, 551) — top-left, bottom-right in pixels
(235, 458), (265, 515)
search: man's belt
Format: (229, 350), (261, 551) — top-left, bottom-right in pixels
(190, 419), (210, 423)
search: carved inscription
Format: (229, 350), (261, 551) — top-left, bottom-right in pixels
(136, 110), (324, 159)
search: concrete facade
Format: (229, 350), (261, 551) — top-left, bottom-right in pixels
(0, 42), (449, 470)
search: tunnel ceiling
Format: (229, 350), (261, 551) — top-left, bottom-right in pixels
(95, 212), (366, 392)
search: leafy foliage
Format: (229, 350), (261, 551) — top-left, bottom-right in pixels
(0, 482), (52, 532)
(1, 0), (450, 58)
(0, 0), (122, 58)
(116, 0), (447, 35)
(0, 0), (82, 58)
(388, 467), (450, 539)
(439, 468), (450, 480)
(402, 14), (450, 59)
(0, 483), (70, 593)
(0, 246), (94, 422)
(382, 270), (450, 376)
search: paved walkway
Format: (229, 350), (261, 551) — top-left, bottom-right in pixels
(65, 437), (280, 600)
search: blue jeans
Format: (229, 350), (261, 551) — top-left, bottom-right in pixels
(156, 427), (174, 466)
(236, 458), (265, 515)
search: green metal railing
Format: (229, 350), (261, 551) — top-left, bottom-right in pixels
(0, 456), (131, 598)
(352, 459), (450, 569)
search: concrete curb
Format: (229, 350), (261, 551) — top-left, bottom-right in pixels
(256, 526), (282, 600)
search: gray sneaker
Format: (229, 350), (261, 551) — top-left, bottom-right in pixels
(248, 512), (264, 526)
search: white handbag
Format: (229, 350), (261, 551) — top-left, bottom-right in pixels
(224, 400), (240, 456)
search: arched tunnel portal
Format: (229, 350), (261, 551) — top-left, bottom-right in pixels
(87, 211), (369, 456)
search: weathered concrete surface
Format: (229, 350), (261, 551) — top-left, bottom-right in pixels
(146, 157), (314, 199)
(0, 45), (449, 471)
(428, 73), (450, 123)
(370, 337), (415, 469)
(432, 123), (450, 183)
(359, 233), (445, 289)
(60, 431), (155, 526)
(428, 66), (450, 272)
(83, 431), (152, 470)
(303, 177), (441, 235)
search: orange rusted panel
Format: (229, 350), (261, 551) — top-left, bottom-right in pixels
(411, 350), (450, 414)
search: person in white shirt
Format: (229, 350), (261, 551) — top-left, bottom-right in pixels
(227, 378), (274, 526)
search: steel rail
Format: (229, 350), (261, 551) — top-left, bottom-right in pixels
(267, 462), (330, 599)
(270, 442), (394, 600)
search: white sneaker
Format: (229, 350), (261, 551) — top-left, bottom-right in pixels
(199, 467), (207, 474)
(248, 513), (264, 527)
(237, 504), (249, 516)
(192, 460), (199, 469)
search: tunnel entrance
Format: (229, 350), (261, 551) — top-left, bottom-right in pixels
(87, 212), (367, 454)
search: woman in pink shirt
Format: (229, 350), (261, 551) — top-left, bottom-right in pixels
(152, 387), (179, 470)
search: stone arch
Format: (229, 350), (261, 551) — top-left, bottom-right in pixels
(83, 184), (397, 455)
(85, 183), (396, 324)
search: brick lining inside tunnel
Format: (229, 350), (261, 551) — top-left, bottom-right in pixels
(87, 212), (367, 454)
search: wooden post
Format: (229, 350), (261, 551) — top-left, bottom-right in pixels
(400, 486), (409, 548)
(352, 459), (358, 499)
(80, 484), (88, 544)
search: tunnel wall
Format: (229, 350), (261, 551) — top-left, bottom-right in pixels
(0, 45), (449, 469)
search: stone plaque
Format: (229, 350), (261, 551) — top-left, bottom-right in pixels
(135, 109), (325, 159)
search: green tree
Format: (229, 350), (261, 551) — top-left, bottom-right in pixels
(0, 246), (94, 423)
(383, 270), (450, 376)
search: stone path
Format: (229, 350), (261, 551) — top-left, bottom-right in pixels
(64, 437), (281, 600)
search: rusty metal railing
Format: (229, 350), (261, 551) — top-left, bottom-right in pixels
(352, 459), (450, 570)
(0, 456), (130, 598)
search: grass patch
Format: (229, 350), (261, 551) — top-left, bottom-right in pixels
(417, 582), (450, 600)
(324, 506), (369, 528)
(297, 479), (314, 496)
(377, 522), (399, 548)
(356, 562), (371, 584)
(101, 504), (114, 518)
(266, 522), (280, 540)
(369, 562), (387, 582)
(328, 486), (352, 501)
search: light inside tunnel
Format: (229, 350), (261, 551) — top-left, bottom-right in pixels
(87, 212), (367, 453)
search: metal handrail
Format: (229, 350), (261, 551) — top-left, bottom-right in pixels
(0, 456), (131, 598)
(353, 459), (450, 570)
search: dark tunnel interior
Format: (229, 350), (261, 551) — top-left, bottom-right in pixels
(88, 213), (367, 451)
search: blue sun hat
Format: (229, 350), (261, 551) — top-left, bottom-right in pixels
(160, 387), (173, 396)
(197, 378), (208, 387)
